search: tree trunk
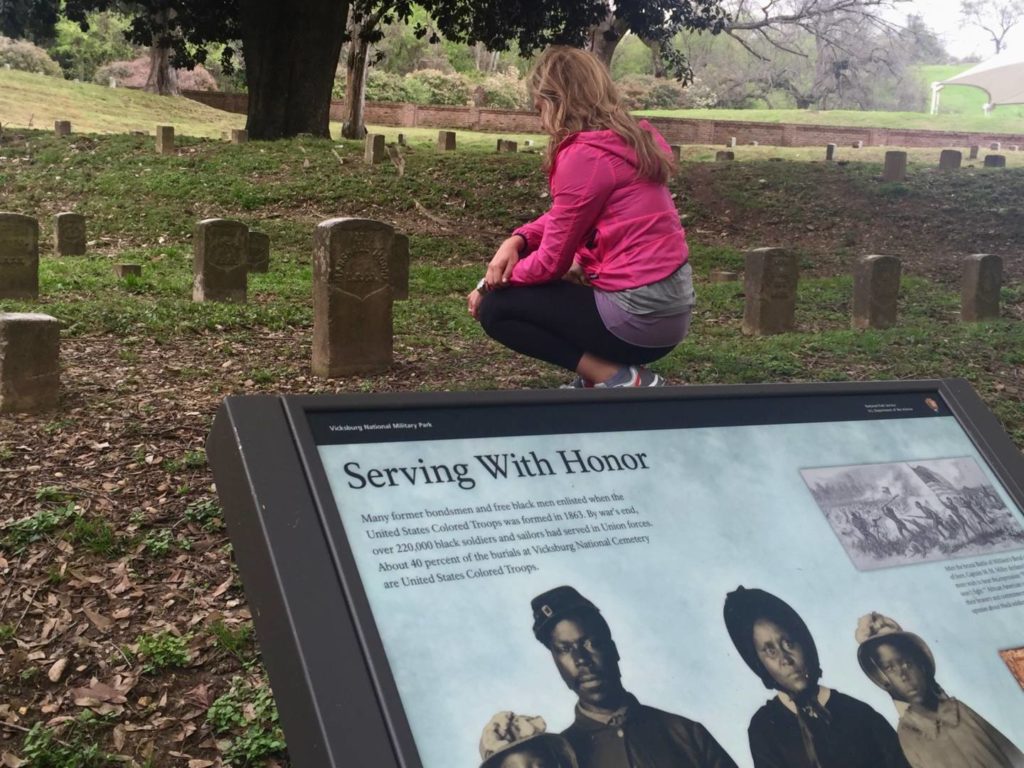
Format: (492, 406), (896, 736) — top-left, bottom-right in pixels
(144, 9), (179, 96)
(341, 13), (372, 140)
(587, 10), (630, 69)
(239, 0), (350, 140)
(145, 43), (179, 96)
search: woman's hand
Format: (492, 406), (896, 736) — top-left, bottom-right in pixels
(467, 288), (484, 320)
(562, 261), (591, 286)
(485, 236), (524, 289)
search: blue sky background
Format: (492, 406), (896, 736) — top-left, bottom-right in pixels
(319, 416), (1024, 768)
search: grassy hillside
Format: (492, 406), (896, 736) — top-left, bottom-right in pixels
(0, 68), (245, 137)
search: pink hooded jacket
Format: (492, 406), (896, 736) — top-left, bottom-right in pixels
(510, 121), (688, 291)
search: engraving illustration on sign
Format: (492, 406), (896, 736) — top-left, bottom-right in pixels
(205, 229), (246, 273)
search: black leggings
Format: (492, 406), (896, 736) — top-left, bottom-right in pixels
(477, 282), (676, 372)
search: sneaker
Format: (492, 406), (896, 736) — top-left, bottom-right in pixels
(594, 366), (664, 388)
(559, 375), (593, 389)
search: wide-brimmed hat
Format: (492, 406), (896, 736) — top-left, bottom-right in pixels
(531, 586), (603, 645)
(855, 612), (935, 688)
(723, 586), (822, 690)
(478, 711), (578, 768)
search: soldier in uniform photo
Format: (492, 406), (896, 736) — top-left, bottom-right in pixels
(856, 612), (1024, 768)
(723, 586), (910, 768)
(531, 586), (737, 768)
(478, 711), (579, 768)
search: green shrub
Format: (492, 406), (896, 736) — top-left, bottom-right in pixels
(408, 68), (470, 105)
(136, 630), (191, 672)
(474, 69), (528, 110)
(0, 36), (62, 77)
(47, 12), (135, 82)
(616, 74), (717, 110)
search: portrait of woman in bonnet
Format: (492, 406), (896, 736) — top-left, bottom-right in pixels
(478, 711), (578, 768)
(856, 611), (1024, 768)
(723, 587), (909, 768)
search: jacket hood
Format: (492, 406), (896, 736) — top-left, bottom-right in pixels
(554, 120), (662, 171)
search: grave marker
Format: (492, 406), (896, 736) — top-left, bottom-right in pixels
(741, 247), (799, 335)
(969, 145), (980, 159)
(231, 129), (249, 144)
(852, 255), (901, 330)
(192, 219), (249, 303)
(364, 134), (385, 165)
(390, 232), (410, 301)
(0, 313), (59, 413)
(883, 151), (908, 182)
(313, 218), (394, 377)
(54, 212), (86, 256)
(939, 150), (962, 171)
(984, 155), (1007, 168)
(54, 120), (71, 137)
(0, 213), (39, 300)
(114, 264), (142, 278)
(716, 151), (735, 162)
(248, 231), (270, 274)
(826, 144), (837, 162)
(156, 125), (175, 155)
(438, 131), (457, 151)
(961, 254), (1002, 322)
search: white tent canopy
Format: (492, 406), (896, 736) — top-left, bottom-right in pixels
(930, 48), (1024, 114)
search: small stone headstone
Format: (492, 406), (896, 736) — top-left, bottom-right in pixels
(742, 247), (799, 336)
(727, 137), (737, 148)
(312, 218), (394, 377)
(670, 145), (682, 163)
(230, 129), (248, 144)
(710, 270), (739, 283)
(961, 254), (1002, 322)
(192, 219), (249, 303)
(438, 131), (457, 151)
(390, 232), (410, 301)
(939, 149), (962, 171)
(716, 151), (735, 162)
(1009, 145), (1020, 152)
(852, 255), (901, 330)
(826, 144), (837, 162)
(990, 142), (1001, 151)
(969, 145), (980, 160)
(0, 213), (39, 300)
(882, 151), (908, 182)
(397, 133), (407, 147)
(114, 264), (142, 278)
(54, 212), (86, 256)
(54, 120), (71, 137)
(0, 313), (60, 413)
(984, 155), (1007, 168)
(496, 139), (518, 153)
(364, 133), (386, 165)
(248, 231), (270, 274)
(853, 140), (864, 149)
(156, 125), (175, 155)
(749, 140), (759, 146)
(524, 140), (534, 147)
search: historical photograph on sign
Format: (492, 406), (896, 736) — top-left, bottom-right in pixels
(1001, 646), (1024, 691)
(801, 457), (1024, 571)
(314, 410), (1024, 768)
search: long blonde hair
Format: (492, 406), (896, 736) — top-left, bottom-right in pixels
(528, 46), (674, 183)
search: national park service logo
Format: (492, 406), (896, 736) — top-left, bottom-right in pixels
(203, 226), (247, 274)
(0, 224), (38, 268)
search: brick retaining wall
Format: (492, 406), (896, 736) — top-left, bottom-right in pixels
(183, 90), (1024, 149)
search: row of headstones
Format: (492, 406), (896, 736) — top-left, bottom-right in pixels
(730, 249), (1003, 335)
(53, 121), (248, 153)
(363, 130), (526, 164)
(0, 217), (410, 413)
(711, 144), (1010, 168)
(0, 213), (272, 301)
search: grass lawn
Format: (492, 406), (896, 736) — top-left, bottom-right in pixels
(0, 68), (245, 138)
(0, 119), (1021, 766)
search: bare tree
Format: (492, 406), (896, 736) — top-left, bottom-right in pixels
(960, 0), (1024, 54)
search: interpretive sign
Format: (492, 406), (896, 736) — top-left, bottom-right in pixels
(207, 381), (1024, 768)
